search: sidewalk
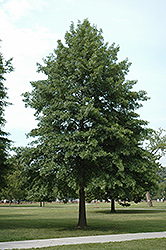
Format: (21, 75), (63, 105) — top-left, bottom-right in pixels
(0, 232), (166, 249)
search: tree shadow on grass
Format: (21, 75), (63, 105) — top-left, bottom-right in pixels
(92, 209), (166, 214)
(0, 217), (77, 230)
(1, 216), (166, 243)
(1, 207), (166, 242)
(0, 217), (155, 234)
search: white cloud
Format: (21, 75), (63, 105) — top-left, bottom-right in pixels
(3, 26), (58, 59)
(64, 0), (74, 3)
(0, 0), (59, 136)
(2, 0), (49, 21)
(2, 0), (31, 20)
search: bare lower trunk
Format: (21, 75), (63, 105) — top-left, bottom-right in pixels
(39, 201), (42, 207)
(77, 184), (87, 228)
(146, 191), (153, 207)
(111, 198), (115, 213)
(9, 199), (12, 207)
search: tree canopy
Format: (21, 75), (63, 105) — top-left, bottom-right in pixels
(0, 48), (13, 191)
(22, 19), (159, 227)
(0, 148), (27, 205)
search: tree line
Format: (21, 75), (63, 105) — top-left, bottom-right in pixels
(0, 19), (166, 227)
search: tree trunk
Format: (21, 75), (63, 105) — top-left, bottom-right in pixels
(9, 199), (12, 207)
(39, 201), (42, 207)
(77, 184), (87, 228)
(146, 191), (153, 207)
(111, 198), (115, 213)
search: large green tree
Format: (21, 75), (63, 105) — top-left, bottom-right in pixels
(23, 19), (154, 227)
(0, 48), (13, 191)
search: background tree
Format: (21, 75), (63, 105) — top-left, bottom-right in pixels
(23, 19), (156, 227)
(144, 128), (166, 206)
(21, 147), (57, 206)
(0, 150), (27, 206)
(0, 47), (13, 191)
(145, 128), (166, 156)
(151, 165), (166, 200)
(86, 144), (160, 212)
(20, 146), (77, 206)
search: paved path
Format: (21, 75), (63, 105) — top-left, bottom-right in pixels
(0, 232), (166, 249)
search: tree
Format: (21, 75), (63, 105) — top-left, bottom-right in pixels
(23, 146), (77, 205)
(19, 147), (57, 206)
(145, 128), (166, 157)
(86, 143), (160, 212)
(144, 128), (166, 206)
(0, 149), (27, 206)
(151, 167), (166, 200)
(0, 47), (13, 191)
(23, 19), (154, 227)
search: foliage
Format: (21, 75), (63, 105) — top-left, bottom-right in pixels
(22, 19), (157, 226)
(0, 148), (27, 203)
(0, 47), (13, 190)
(145, 127), (166, 159)
(17, 147), (57, 202)
(158, 167), (166, 180)
(151, 167), (166, 199)
(85, 148), (160, 205)
(86, 128), (166, 208)
(144, 128), (166, 200)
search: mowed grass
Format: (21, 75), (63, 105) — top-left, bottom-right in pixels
(0, 202), (166, 242)
(17, 238), (166, 250)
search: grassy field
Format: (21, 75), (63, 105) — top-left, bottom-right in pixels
(0, 201), (166, 244)
(15, 238), (166, 250)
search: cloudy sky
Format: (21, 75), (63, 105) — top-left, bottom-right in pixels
(0, 0), (166, 164)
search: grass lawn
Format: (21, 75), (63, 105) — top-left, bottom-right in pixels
(0, 201), (166, 243)
(16, 238), (166, 250)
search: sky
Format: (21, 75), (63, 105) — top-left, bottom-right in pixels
(0, 0), (166, 165)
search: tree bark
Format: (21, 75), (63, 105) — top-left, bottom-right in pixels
(111, 198), (115, 213)
(9, 199), (12, 207)
(39, 201), (42, 207)
(77, 184), (87, 228)
(146, 191), (153, 207)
